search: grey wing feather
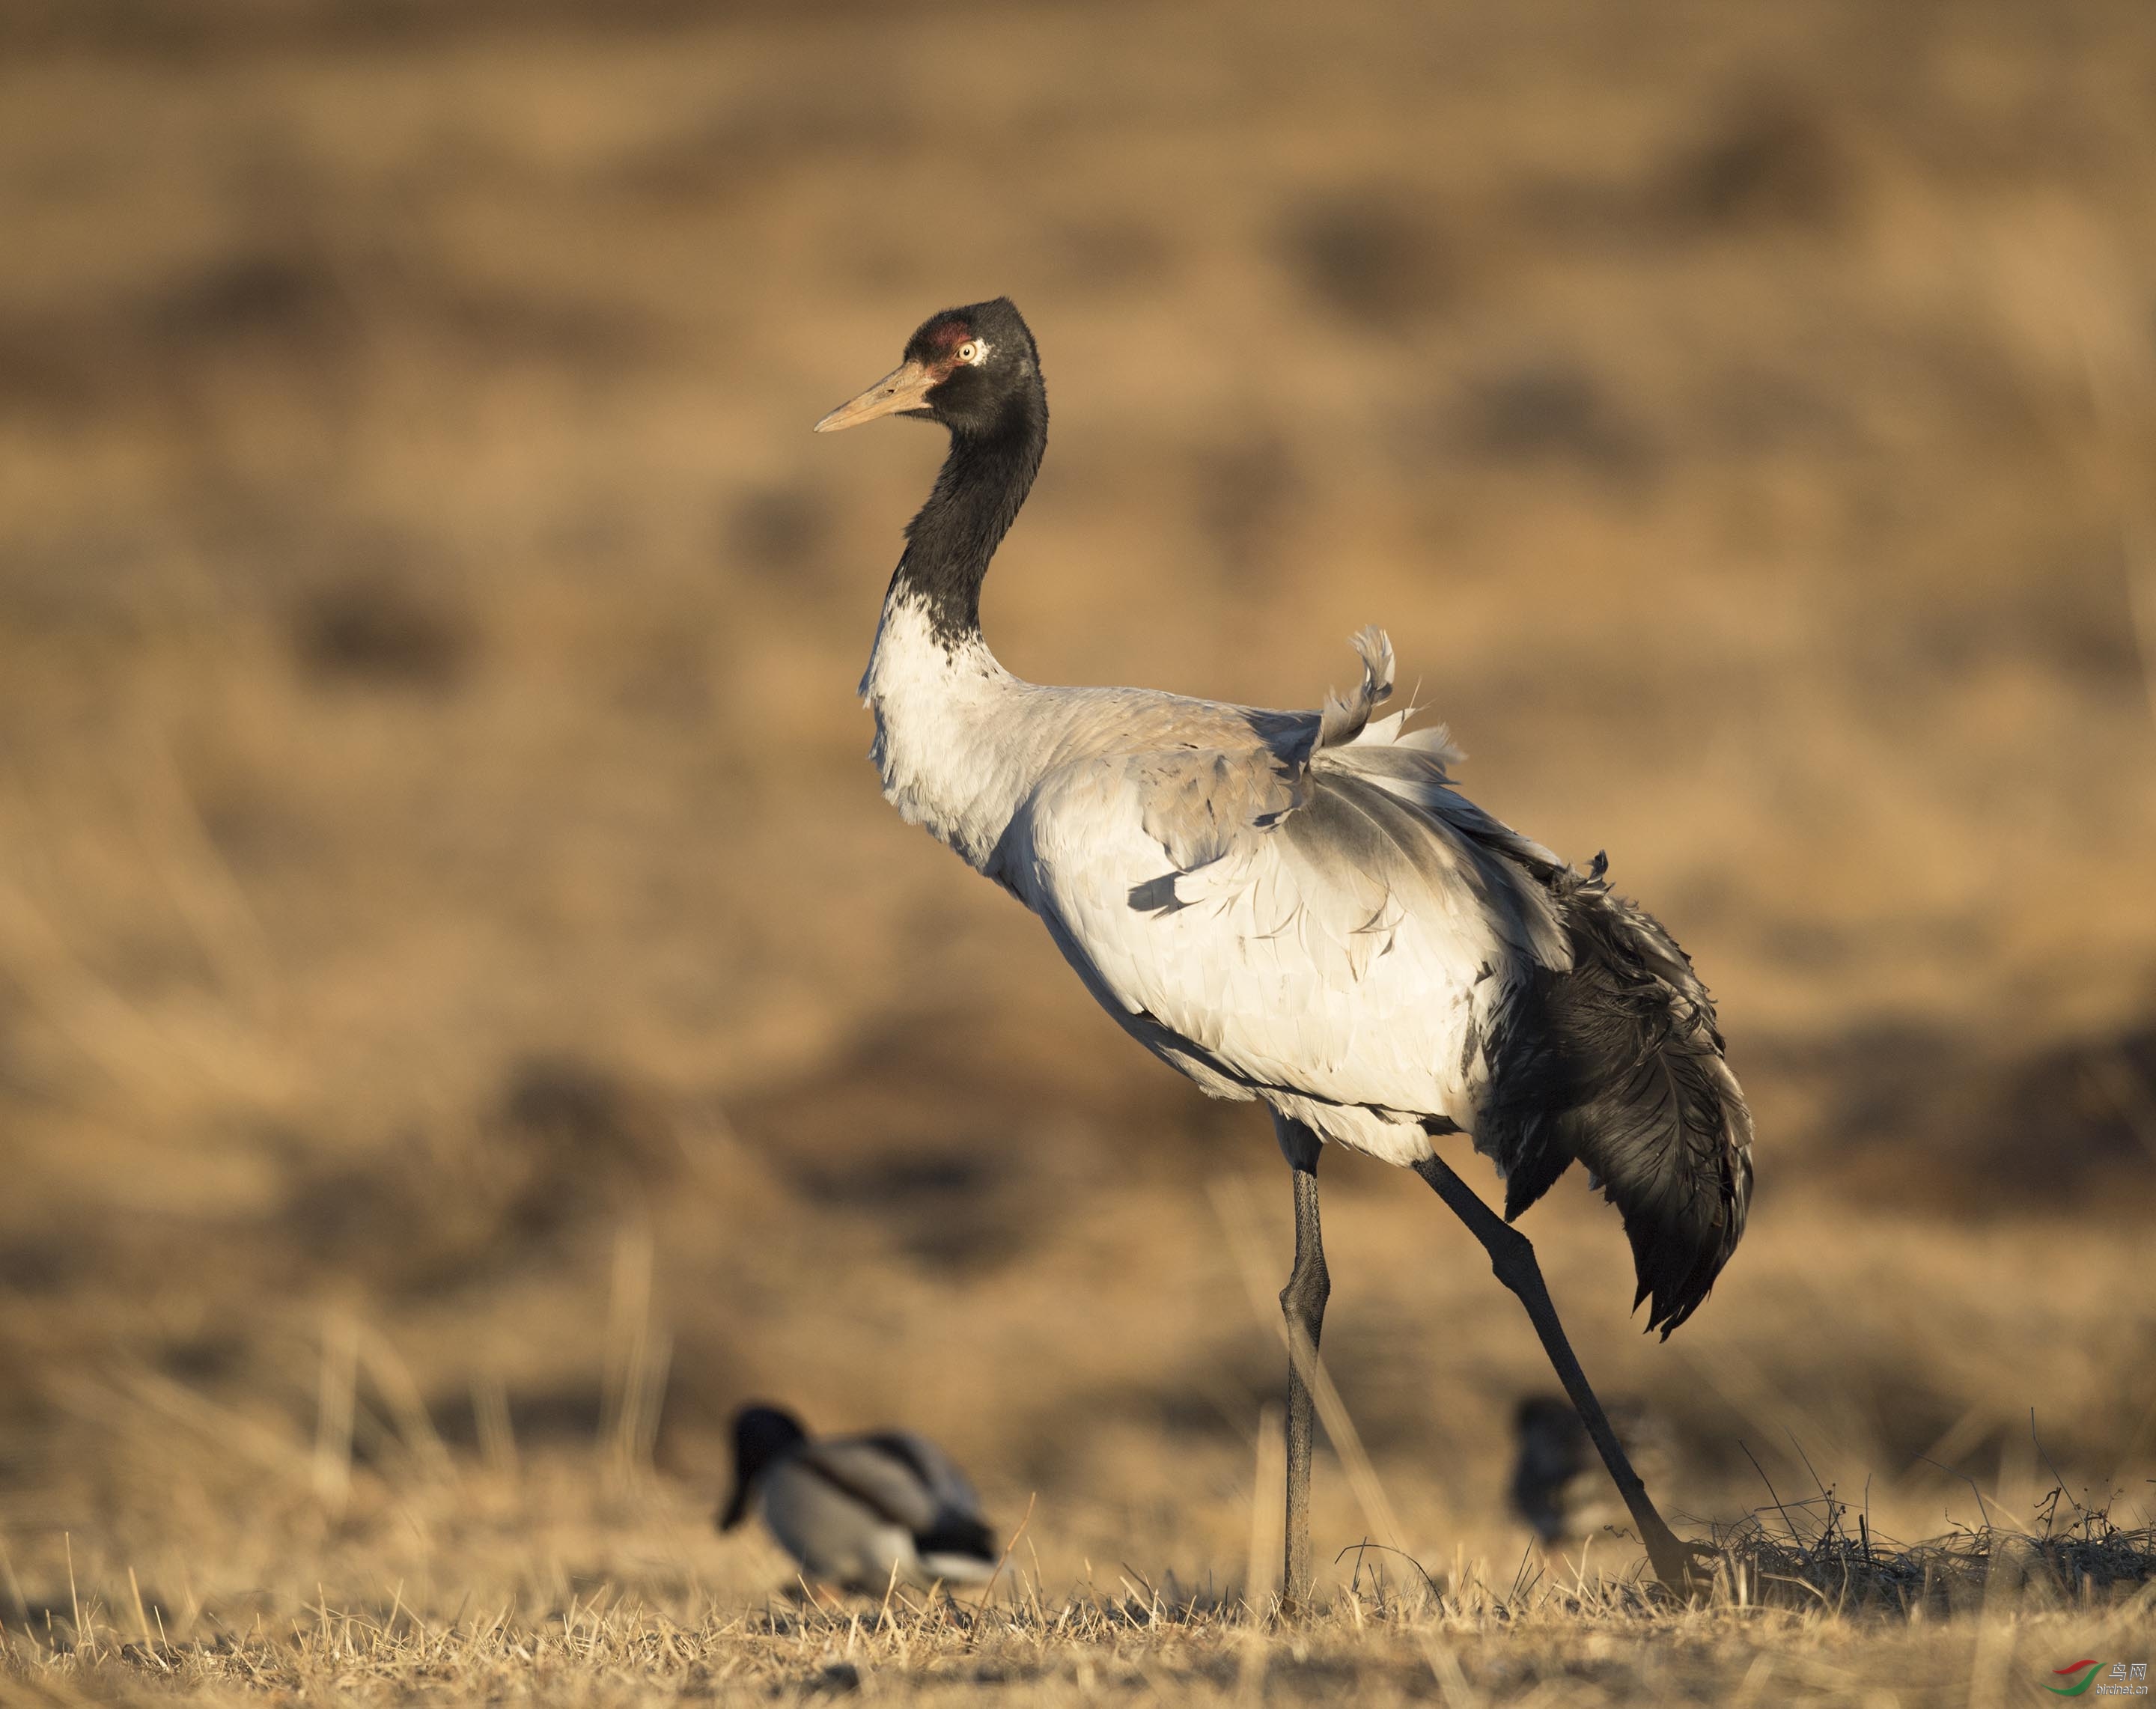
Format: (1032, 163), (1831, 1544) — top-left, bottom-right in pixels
(1133, 746), (1301, 873)
(1315, 624), (1395, 749)
(1286, 628), (1569, 969)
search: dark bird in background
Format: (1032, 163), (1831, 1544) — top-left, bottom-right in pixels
(813, 298), (1752, 1601)
(719, 1404), (999, 1591)
(1510, 1393), (1675, 1547)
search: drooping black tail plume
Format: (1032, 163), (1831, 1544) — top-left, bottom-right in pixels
(1482, 855), (1753, 1335)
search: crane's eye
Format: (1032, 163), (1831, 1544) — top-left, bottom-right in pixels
(955, 340), (983, 365)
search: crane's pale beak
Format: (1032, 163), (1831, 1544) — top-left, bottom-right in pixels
(814, 359), (938, 432)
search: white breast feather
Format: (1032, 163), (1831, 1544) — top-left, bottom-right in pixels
(859, 594), (1048, 871)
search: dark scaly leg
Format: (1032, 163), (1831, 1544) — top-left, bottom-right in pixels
(1273, 1115), (1330, 1614)
(1411, 1152), (1703, 1597)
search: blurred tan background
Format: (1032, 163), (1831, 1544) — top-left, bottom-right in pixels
(1, 0), (2154, 1616)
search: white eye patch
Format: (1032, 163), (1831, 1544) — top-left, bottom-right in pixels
(954, 338), (990, 365)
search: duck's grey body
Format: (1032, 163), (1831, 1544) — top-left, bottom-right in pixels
(722, 1406), (996, 1591)
(761, 1433), (995, 1590)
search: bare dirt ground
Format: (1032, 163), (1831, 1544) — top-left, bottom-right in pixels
(1, 0), (2154, 1702)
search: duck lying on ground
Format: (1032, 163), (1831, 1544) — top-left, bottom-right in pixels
(719, 1403), (999, 1591)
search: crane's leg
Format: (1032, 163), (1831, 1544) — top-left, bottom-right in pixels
(1274, 1115), (1330, 1615)
(1410, 1152), (1703, 1597)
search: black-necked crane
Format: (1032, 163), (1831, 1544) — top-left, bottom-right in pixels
(813, 299), (1752, 1602)
(720, 1404), (1000, 1591)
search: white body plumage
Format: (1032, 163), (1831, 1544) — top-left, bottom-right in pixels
(862, 592), (1559, 1169)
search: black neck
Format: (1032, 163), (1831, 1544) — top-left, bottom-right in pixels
(889, 391), (1047, 646)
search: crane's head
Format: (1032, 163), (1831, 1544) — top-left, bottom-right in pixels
(718, 1402), (808, 1530)
(814, 298), (1040, 440)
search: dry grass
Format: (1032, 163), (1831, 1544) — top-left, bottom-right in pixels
(3, 0), (2156, 1702)
(1712, 1495), (2156, 1621)
(1, 1195), (2150, 1705)
(1, 1451), (2152, 1708)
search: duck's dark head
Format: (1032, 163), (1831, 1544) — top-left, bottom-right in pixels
(718, 1403), (809, 1531)
(814, 298), (1041, 441)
